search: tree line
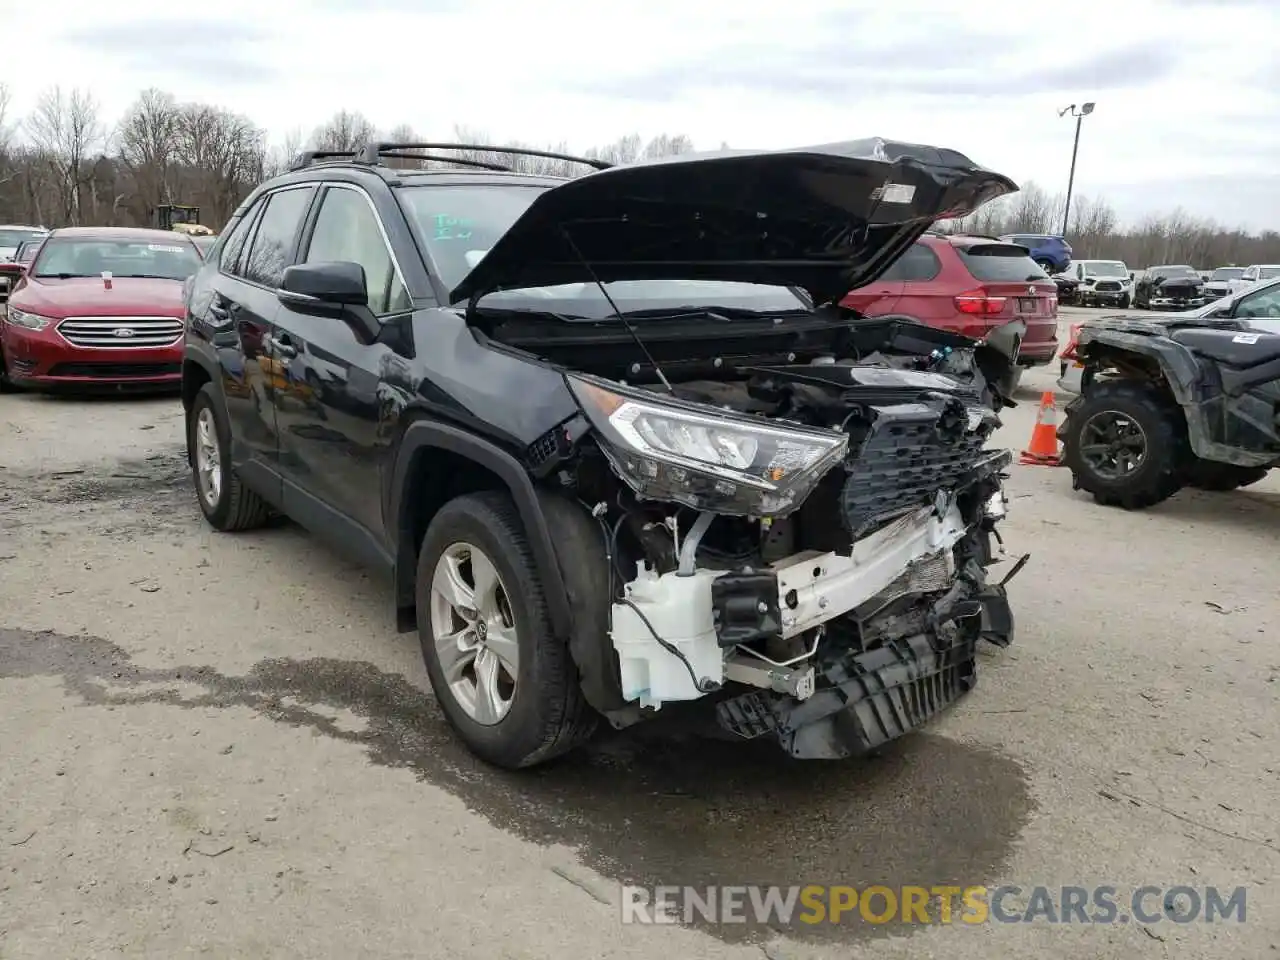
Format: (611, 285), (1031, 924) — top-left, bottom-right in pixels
(939, 181), (1280, 270)
(0, 84), (695, 233)
(1, 83), (1276, 271)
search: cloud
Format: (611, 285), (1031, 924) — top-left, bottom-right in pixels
(58, 19), (277, 86)
(579, 35), (1181, 103)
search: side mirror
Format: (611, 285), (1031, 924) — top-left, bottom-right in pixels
(278, 261), (368, 307)
(277, 261), (379, 343)
(0, 262), (26, 279)
(1128, 272), (1135, 281)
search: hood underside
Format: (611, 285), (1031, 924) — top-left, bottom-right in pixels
(448, 138), (1018, 307)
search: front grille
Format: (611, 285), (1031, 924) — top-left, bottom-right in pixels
(57, 316), (183, 349)
(841, 403), (992, 538)
(47, 362), (181, 378)
(1094, 281), (1121, 292)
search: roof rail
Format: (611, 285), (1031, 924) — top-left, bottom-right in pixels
(289, 149), (360, 171)
(356, 141), (613, 171)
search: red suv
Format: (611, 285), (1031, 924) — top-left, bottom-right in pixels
(0, 226), (202, 392)
(842, 233), (1059, 374)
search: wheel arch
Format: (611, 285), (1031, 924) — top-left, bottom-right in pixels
(389, 421), (627, 714)
(389, 419), (570, 635)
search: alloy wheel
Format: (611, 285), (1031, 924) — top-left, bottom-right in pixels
(429, 541), (519, 725)
(194, 407), (223, 507)
(1078, 409), (1148, 480)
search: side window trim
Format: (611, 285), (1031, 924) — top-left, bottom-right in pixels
(237, 184), (319, 291)
(298, 182), (410, 316)
(218, 198), (265, 278)
(300, 182), (409, 304)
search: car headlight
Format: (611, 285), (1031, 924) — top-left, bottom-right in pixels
(6, 307), (52, 331)
(567, 374), (849, 517)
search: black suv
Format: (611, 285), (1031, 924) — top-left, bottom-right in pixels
(182, 139), (1026, 769)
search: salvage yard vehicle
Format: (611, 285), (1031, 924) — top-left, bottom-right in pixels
(0, 227), (202, 392)
(1061, 259), (1133, 308)
(841, 231), (1058, 393)
(998, 233), (1072, 274)
(182, 139), (1027, 769)
(1203, 266), (1245, 301)
(1060, 276), (1280, 506)
(1134, 264), (1208, 311)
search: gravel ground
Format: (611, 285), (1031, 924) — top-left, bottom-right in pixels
(2, 328), (1278, 958)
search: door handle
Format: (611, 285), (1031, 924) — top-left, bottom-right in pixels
(266, 335), (298, 359)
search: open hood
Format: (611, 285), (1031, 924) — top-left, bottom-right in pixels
(448, 138), (1018, 307)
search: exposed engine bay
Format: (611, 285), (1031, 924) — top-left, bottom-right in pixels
(503, 308), (1027, 760)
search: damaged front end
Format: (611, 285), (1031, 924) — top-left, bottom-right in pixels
(450, 137), (1027, 760)
(558, 319), (1024, 760)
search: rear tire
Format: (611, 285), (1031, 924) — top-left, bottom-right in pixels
(188, 383), (273, 531)
(1061, 378), (1188, 509)
(1034, 258), (1055, 274)
(416, 491), (597, 769)
(1183, 459), (1269, 492)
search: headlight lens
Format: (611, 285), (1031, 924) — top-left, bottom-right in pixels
(6, 307), (52, 331)
(568, 374), (849, 517)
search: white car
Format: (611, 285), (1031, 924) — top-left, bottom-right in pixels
(1060, 259), (1134, 308)
(1058, 276), (1280, 394)
(1238, 264), (1280, 291)
(1203, 266), (1247, 300)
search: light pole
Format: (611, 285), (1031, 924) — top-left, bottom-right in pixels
(1058, 101), (1095, 237)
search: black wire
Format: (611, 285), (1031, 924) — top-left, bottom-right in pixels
(586, 500), (718, 695)
(617, 598), (717, 694)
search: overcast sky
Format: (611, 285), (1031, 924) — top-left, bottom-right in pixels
(6, 0), (1279, 230)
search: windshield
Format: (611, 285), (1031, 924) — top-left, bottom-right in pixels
(1083, 261), (1127, 278)
(1155, 265), (1198, 279)
(32, 237), (201, 281)
(1259, 267), (1280, 280)
(396, 183), (809, 318)
(0, 228), (45, 248)
(1211, 267), (1244, 281)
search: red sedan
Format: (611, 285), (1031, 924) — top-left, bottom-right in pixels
(1, 227), (202, 392)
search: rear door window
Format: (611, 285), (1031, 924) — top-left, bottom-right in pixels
(957, 243), (1048, 282)
(241, 186), (316, 288)
(880, 242), (941, 282)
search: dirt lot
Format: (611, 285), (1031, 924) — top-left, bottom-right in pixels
(2, 324), (1278, 958)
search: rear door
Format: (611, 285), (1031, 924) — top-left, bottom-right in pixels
(272, 182), (413, 554)
(224, 186), (317, 475)
(840, 243), (909, 314)
(882, 241), (949, 326)
(200, 186), (316, 481)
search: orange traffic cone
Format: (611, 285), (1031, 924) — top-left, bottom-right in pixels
(1020, 391), (1063, 466)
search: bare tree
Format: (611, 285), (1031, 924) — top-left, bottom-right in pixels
(309, 110), (376, 152)
(174, 103), (266, 226)
(117, 89), (180, 214)
(24, 86), (104, 224)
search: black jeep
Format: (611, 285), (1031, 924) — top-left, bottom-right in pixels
(181, 139), (1025, 769)
(1060, 278), (1280, 507)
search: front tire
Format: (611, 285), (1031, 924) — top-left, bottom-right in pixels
(0, 346), (17, 393)
(416, 491), (596, 769)
(188, 383), (273, 531)
(1119, 293), (1131, 309)
(1061, 379), (1188, 509)
(1183, 459), (1269, 492)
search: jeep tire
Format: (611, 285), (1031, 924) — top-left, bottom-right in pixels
(1062, 379), (1188, 509)
(416, 491), (596, 769)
